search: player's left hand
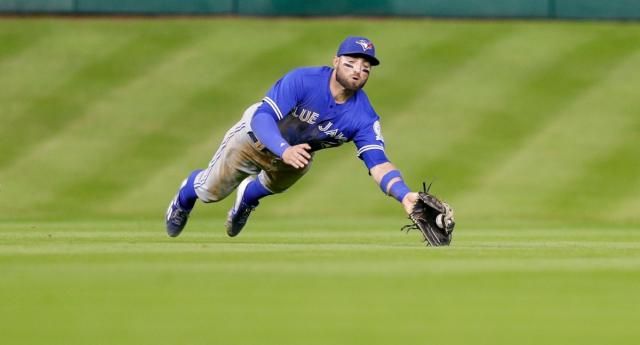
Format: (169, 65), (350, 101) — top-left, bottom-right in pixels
(401, 192), (419, 215)
(282, 143), (311, 169)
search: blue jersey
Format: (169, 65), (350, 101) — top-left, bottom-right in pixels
(256, 66), (385, 157)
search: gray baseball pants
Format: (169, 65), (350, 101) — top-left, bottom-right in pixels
(194, 103), (312, 203)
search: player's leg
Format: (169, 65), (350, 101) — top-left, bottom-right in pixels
(225, 154), (313, 237)
(193, 137), (259, 203)
(165, 169), (203, 237)
(257, 158), (313, 195)
(223, 175), (270, 237)
(194, 104), (265, 203)
(166, 112), (261, 237)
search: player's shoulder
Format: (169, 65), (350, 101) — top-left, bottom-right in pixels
(285, 66), (332, 79)
(354, 90), (379, 121)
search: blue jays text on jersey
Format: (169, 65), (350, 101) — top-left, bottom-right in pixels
(256, 66), (386, 156)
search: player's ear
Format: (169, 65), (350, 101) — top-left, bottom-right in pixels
(332, 56), (339, 68)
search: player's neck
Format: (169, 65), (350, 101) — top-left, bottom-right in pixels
(329, 72), (355, 104)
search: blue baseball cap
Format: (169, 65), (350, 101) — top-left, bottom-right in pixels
(336, 36), (380, 66)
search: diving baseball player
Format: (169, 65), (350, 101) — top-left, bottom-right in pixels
(165, 36), (455, 244)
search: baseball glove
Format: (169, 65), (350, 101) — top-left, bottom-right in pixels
(402, 182), (455, 246)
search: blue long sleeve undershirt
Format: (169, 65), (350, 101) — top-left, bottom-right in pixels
(250, 110), (291, 158)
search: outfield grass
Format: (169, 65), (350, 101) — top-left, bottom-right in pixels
(1, 220), (639, 345)
(1, 18), (640, 226)
(1, 18), (640, 344)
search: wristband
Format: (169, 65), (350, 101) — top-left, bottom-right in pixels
(388, 180), (411, 202)
(379, 170), (402, 194)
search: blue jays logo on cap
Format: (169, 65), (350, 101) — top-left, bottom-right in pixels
(337, 36), (380, 66)
(355, 39), (374, 52)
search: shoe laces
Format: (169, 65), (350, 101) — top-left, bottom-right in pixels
(235, 203), (256, 224)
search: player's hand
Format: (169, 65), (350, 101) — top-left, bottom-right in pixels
(282, 144), (311, 169)
(401, 192), (419, 215)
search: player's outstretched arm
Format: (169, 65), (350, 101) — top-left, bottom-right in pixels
(370, 162), (418, 215)
(363, 149), (455, 246)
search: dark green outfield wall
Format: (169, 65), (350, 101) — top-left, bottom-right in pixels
(238, 0), (550, 17)
(1, 0), (640, 20)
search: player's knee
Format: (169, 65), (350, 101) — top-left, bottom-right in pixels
(265, 185), (288, 194)
(257, 176), (285, 194)
(258, 168), (308, 195)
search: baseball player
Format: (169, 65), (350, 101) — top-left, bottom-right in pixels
(165, 36), (428, 239)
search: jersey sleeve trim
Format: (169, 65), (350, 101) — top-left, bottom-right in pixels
(262, 96), (284, 120)
(357, 144), (385, 156)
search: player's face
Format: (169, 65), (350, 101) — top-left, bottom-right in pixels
(333, 55), (371, 91)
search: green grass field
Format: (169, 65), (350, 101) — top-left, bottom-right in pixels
(1, 18), (640, 344)
(2, 220), (639, 345)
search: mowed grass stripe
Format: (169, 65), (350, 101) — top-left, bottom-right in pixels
(0, 26), (214, 217)
(3, 256), (640, 274)
(2, 228), (637, 239)
(384, 24), (588, 184)
(534, 32), (640, 220)
(606, 176), (640, 224)
(24, 25), (307, 217)
(0, 34), (222, 218)
(0, 22), (123, 99)
(1, 227), (639, 274)
(2, 225), (638, 248)
(2, 240), (639, 253)
(0, 28), (133, 139)
(0, 20), (49, 62)
(368, 22), (513, 114)
(454, 31), (640, 223)
(407, 26), (639, 199)
(545, 108), (640, 219)
(0, 27), (202, 169)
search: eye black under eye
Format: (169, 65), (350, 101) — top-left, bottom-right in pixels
(344, 63), (354, 68)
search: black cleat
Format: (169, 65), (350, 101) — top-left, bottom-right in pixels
(225, 177), (257, 237)
(165, 180), (191, 237)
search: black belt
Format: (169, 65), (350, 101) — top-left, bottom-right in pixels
(247, 131), (259, 143)
(247, 131), (270, 153)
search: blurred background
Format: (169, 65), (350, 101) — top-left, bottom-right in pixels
(1, 1), (639, 227)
